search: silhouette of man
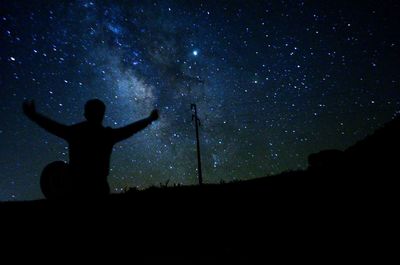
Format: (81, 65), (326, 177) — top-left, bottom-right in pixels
(23, 99), (159, 198)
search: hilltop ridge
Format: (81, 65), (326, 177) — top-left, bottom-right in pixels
(2, 117), (398, 264)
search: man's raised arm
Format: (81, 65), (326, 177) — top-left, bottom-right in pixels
(112, 109), (159, 143)
(23, 100), (69, 140)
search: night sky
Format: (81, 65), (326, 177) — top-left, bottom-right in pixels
(1, 0), (399, 200)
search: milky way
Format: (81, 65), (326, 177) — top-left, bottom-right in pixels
(1, 0), (399, 200)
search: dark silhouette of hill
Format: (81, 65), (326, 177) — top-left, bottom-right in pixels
(309, 115), (399, 178)
(1, 117), (398, 264)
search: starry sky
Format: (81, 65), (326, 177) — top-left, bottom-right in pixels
(1, 0), (399, 200)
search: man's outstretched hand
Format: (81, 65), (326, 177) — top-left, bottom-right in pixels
(23, 100), (37, 119)
(149, 109), (159, 122)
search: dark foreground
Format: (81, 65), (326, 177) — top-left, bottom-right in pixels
(1, 117), (398, 264)
(1, 171), (396, 264)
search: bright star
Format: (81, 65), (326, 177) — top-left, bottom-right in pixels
(192, 50), (198, 56)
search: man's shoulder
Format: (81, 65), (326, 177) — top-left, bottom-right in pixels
(69, 121), (87, 129)
(69, 122), (114, 133)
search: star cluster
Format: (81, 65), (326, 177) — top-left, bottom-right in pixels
(1, 0), (399, 200)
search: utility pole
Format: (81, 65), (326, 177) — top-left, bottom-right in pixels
(191, 103), (203, 185)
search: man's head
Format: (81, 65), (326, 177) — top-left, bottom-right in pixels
(84, 99), (106, 124)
